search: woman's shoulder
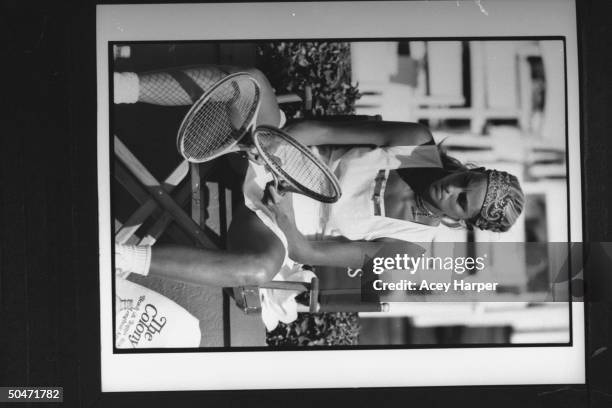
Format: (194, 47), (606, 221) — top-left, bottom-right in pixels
(320, 143), (443, 175)
(382, 143), (443, 169)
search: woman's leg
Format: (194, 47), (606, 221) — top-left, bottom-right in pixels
(134, 65), (281, 127)
(115, 64), (285, 286)
(146, 205), (285, 287)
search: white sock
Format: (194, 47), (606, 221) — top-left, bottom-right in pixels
(113, 72), (140, 104)
(115, 244), (151, 278)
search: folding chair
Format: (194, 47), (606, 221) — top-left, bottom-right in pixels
(113, 83), (389, 334)
(231, 283), (389, 315)
(114, 133), (388, 318)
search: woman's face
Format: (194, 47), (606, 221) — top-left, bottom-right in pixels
(422, 171), (488, 220)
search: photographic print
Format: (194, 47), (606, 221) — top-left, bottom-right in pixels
(97, 1), (585, 391)
(111, 38), (571, 350)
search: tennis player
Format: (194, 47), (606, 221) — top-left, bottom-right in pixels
(114, 66), (524, 292)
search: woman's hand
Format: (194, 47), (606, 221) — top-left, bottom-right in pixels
(262, 183), (311, 261)
(262, 182), (294, 223)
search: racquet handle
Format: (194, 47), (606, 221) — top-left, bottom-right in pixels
(268, 172), (294, 196)
(261, 179), (293, 206)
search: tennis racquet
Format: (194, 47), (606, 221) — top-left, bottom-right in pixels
(176, 72), (341, 203)
(177, 72), (261, 163)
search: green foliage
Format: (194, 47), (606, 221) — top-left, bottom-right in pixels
(266, 312), (360, 347)
(258, 41), (361, 347)
(256, 41), (361, 118)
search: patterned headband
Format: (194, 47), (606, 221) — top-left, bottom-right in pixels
(473, 170), (513, 232)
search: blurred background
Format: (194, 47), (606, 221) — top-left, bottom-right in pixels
(349, 40), (570, 345)
(351, 40), (567, 243)
(112, 39), (572, 347)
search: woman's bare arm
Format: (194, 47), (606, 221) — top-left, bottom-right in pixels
(292, 238), (418, 269)
(283, 119), (434, 147)
(290, 239), (381, 269)
(263, 185), (425, 270)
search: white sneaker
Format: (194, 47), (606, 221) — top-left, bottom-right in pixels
(114, 243), (151, 278)
(114, 243), (132, 279)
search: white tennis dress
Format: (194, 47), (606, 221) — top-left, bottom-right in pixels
(293, 144), (443, 242)
(243, 144), (443, 330)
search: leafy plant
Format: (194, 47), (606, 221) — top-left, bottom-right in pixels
(256, 41), (361, 118)
(267, 312), (360, 347)
(258, 41), (361, 347)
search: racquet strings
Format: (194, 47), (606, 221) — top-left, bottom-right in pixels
(254, 127), (340, 202)
(179, 74), (260, 162)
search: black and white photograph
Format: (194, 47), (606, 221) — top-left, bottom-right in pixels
(13, 0), (612, 405)
(96, 0), (585, 392)
(110, 37), (572, 351)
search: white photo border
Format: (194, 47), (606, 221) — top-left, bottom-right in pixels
(97, 0), (584, 391)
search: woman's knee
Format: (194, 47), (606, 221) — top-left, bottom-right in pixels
(236, 251), (284, 287)
(243, 67), (269, 87)
(234, 67), (280, 126)
(227, 208), (286, 286)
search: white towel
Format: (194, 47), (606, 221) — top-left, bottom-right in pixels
(242, 162), (317, 331)
(259, 267), (316, 331)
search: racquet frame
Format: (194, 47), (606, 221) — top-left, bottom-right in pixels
(177, 72), (341, 203)
(252, 125), (341, 203)
(176, 72), (261, 163)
